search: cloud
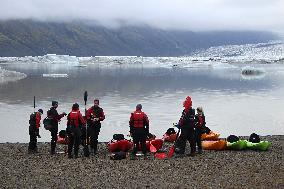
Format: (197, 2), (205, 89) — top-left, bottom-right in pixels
(0, 0), (283, 33)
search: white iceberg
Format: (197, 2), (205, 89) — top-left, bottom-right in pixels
(0, 67), (27, 84)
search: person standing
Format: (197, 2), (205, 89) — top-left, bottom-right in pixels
(28, 109), (43, 153)
(47, 101), (66, 155)
(176, 96), (196, 156)
(195, 107), (206, 154)
(86, 99), (105, 155)
(129, 104), (149, 160)
(66, 103), (85, 158)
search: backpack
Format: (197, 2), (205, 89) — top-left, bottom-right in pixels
(29, 113), (36, 126)
(110, 151), (127, 160)
(166, 128), (176, 135)
(43, 117), (53, 130)
(227, 135), (239, 143)
(113, 134), (125, 141)
(249, 133), (260, 143)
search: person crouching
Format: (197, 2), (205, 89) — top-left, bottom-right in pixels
(66, 103), (85, 158)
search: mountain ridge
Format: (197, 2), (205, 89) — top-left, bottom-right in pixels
(0, 20), (279, 57)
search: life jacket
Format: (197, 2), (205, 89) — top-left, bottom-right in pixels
(196, 115), (205, 127)
(29, 112), (41, 128)
(68, 110), (82, 127)
(132, 111), (146, 128)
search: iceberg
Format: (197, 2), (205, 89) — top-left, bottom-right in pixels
(0, 67), (26, 84)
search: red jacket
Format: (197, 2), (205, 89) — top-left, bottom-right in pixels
(67, 110), (85, 127)
(35, 112), (41, 129)
(86, 106), (105, 122)
(129, 110), (149, 129)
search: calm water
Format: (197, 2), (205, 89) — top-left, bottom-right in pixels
(0, 61), (284, 142)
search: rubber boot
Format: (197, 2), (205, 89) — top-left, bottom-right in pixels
(50, 142), (56, 155)
(130, 153), (136, 160)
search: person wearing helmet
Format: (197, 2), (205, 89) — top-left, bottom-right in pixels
(195, 107), (206, 154)
(176, 96), (196, 156)
(129, 104), (149, 160)
(28, 109), (43, 153)
(47, 101), (67, 155)
(66, 103), (85, 158)
(86, 99), (105, 155)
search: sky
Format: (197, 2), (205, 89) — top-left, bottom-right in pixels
(0, 0), (283, 33)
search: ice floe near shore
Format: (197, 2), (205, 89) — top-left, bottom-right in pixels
(0, 67), (26, 84)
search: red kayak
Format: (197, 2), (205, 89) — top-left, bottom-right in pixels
(108, 140), (133, 152)
(146, 139), (164, 152)
(162, 133), (177, 143)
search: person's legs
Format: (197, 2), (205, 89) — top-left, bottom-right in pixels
(188, 128), (196, 155)
(177, 128), (188, 154)
(195, 129), (202, 153)
(50, 127), (58, 155)
(67, 134), (74, 158)
(73, 127), (81, 158)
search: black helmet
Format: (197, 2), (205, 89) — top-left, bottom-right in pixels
(72, 103), (79, 110)
(38, 109), (43, 114)
(136, 104), (142, 110)
(52, 101), (58, 106)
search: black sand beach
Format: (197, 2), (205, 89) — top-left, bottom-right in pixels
(0, 135), (283, 189)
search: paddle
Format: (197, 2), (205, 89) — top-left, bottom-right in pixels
(33, 96), (36, 112)
(83, 91), (90, 157)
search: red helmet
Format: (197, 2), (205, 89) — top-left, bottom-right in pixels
(183, 96), (192, 109)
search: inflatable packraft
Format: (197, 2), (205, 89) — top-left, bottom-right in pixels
(201, 131), (220, 141)
(108, 140), (133, 152)
(202, 140), (227, 150)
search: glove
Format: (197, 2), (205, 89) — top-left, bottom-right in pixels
(35, 129), (41, 138)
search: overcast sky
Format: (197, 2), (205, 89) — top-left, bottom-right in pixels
(0, 0), (283, 33)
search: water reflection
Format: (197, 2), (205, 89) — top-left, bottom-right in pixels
(0, 63), (283, 142)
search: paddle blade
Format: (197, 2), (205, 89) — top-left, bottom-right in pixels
(84, 91), (88, 102)
(168, 145), (175, 158)
(150, 143), (157, 153)
(155, 152), (167, 159)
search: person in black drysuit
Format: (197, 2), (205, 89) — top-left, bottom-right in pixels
(28, 109), (43, 153)
(86, 99), (105, 155)
(175, 96), (196, 156)
(66, 103), (85, 158)
(195, 107), (206, 154)
(47, 101), (66, 155)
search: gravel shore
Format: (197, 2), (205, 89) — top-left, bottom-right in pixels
(0, 135), (283, 189)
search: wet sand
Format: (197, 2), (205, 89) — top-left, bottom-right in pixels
(0, 135), (283, 189)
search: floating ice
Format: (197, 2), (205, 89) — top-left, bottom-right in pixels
(42, 73), (68, 78)
(0, 67), (27, 84)
(241, 66), (266, 80)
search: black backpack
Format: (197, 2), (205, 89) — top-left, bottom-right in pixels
(110, 151), (126, 160)
(249, 133), (260, 143)
(166, 128), (176, 135)
(227, 135), (239, 143)
(29, 113), (37, 126)
(113, 134), (125, 141)
(43, 117), (53, 130)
